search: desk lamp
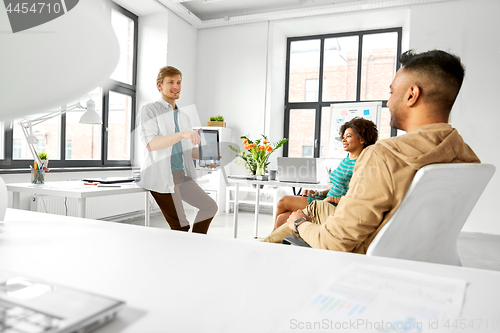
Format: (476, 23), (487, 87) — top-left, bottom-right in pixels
(18, 98), (102, 167)
(0, 0), (119, 221)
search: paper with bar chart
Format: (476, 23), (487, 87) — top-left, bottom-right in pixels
(279, 264), (467, 333)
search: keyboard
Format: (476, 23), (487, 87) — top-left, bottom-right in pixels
(0, 299), (63, 333)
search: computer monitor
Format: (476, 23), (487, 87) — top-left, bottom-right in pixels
(198, 129), (220, 167)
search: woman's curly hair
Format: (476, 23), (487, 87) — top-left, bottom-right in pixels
(339, 117), (378, 148)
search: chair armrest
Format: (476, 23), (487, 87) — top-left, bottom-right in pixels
(282, 236), (312, 247)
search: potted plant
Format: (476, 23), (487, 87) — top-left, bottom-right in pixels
(229, 135), (288, 179)
(207, 115), (225, 127)
(38, 151), (48, 167)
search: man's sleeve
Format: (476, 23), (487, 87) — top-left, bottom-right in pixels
(299, 148), (394, 252)
(137, 105), (159, 147)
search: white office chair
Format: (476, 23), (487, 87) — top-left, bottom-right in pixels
(366, 163), (495, 266)
(283, 163), (496, 266)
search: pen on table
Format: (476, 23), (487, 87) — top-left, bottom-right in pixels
(97, 185), (121, 188)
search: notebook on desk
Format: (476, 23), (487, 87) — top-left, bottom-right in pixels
(82, 177), (135, 184)
(277, 157), (319, 184)
(0, 269), (124, 333)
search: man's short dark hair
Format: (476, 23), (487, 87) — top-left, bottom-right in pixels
(399, 50), (465, 112)
(340, 117), (378, 148)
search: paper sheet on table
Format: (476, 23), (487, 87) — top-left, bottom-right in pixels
(279, 263), (467, 333)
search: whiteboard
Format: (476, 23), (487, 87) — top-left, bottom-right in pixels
(328, 102), (382, 158)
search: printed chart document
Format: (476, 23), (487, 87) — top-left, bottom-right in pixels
(279, 264), (467, 333)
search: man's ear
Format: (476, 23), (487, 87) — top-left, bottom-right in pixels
(406, 85), (420, 107)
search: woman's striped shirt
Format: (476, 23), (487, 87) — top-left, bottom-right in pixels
(326, 157), (357, 198)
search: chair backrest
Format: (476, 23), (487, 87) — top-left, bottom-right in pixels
(366, 163), (495, 266)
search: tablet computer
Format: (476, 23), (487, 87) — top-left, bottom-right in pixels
(198, 129), (220, 167)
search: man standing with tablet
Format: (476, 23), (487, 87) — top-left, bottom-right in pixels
(137, 66), (217, 233)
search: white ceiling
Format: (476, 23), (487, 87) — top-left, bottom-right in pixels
(113, 0), (452, 28)
(178, 0), (363, 21)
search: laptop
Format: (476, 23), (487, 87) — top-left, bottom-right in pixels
(0, 269), (124, 333)
(277, 157), (318, 183)
(82, 177), (135, 184)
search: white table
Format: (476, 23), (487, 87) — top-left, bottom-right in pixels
(6, 181), (150, 226)
(1, 208), (500, 333)
(227, 177), (330, 238)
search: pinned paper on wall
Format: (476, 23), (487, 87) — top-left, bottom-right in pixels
(328, 102), (382, 158)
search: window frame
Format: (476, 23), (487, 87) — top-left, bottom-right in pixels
(0, 2), (138, 172)
(283, 27), (402, 157)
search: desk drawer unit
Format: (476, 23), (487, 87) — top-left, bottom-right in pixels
(29, 193), (145, 220)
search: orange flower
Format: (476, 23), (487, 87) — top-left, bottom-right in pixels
(263, 140), (269, 145)
(243, 139), (249, 144)
(249, 144), (255, 149)
(266, 146), (273, 152)
(244, 144), (250, 150)
(259, 145), (265, 150)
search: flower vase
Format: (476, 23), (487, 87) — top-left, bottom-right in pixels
(256, 164), (265, 176)
(255, 164), (268, 182)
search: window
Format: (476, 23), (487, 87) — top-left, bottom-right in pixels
(302, 146), (314, 158)
(36, 140), (46, 153)
(64, 88), (103, 161)
(110, 8), (135, 85)
(322, 36), (359, 102)
(288, 39), (321, 103)
(107, 90), (132, 161)
(287, 109), (316, 158)
(284, 28), (401, 157)
(305, 79), (319, 102)
(0, 3), (137, 170)
(65, 141), (72, 159)
(13, 139), (21, 159)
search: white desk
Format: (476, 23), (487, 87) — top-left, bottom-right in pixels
(2, 208), (500, 333)
(6, 181), (150, 226)
(227, 177), (330, 238)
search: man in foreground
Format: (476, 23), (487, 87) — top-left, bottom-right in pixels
(264, 49), (480, 252)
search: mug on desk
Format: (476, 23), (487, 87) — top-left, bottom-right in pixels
(269, 170), (277, 180)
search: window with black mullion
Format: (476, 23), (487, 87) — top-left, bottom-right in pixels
(284, 28), (402, 158)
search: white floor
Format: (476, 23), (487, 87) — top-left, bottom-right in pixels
(119, 209), (500, 272)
